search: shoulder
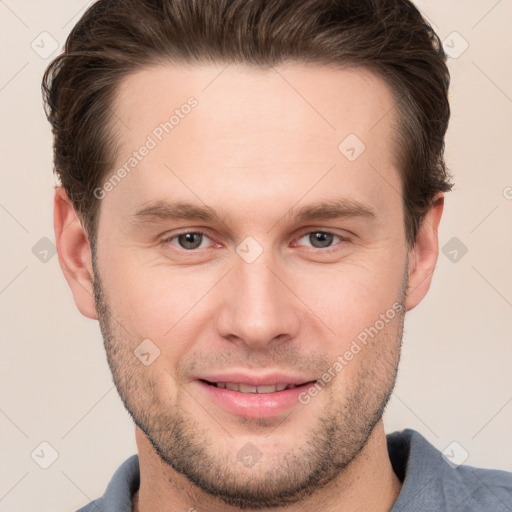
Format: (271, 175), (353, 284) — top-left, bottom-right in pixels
(388, 429), (512, 512)
(449, 461), (512, 510)
(75, 498), (104, 512)
(72, 454), (140, 512)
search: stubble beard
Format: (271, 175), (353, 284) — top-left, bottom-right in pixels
(92, 250), (407, 509)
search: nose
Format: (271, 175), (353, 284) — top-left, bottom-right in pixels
(215, 252), (301, 351)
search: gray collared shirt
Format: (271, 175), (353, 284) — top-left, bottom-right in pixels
(75, 429), (512, 511)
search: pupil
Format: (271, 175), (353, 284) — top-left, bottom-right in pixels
(311, 232), (333, 248)
(179, 232), (202, 249)
(177, 232), (332, 250)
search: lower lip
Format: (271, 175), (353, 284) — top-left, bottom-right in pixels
(196, 380), (317, 419)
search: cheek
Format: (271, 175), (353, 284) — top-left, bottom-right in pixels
(101, 257), (218, 339)
(292, 256), (405, 343)
(99, 231), (406, 345)
(320, 307), (403, 402)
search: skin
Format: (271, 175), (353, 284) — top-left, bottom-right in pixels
(54, 62), (444, 512)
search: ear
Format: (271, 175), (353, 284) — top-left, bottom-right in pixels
(405, 193), (444, 312)
(53, 187), (98, 320)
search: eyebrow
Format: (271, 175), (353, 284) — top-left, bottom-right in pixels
(293, 198), (376, 222)
(130, 198), (377, 225)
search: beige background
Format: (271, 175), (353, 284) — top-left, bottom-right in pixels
(1, 0), (511, 510)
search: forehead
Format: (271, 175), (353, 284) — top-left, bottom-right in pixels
(112, 61), (398, 150)
(105, 62), (402, 226)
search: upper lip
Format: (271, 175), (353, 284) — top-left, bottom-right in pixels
(197, 372), (316, 387)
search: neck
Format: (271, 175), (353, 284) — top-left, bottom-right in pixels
(132, 420), (402, 512)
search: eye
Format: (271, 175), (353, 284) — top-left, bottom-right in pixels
(295, 231), (348, 252)
(161, 229), (349, 254)
(163, 231), (212, 250)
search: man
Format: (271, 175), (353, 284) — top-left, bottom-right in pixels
(43, 0), (511, 510)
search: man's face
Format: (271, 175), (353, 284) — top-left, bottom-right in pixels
(92, 63), (410, 508)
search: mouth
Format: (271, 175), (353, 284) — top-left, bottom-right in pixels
(196, 379), (318, 419)
(199, 379), (311, 393)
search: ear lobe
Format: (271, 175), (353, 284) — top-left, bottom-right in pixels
(53, 187), (98, 320)
(405, 194), (444, 312)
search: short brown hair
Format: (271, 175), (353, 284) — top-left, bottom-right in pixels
(42, 0), (453, 249)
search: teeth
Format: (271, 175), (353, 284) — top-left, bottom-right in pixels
(239, 383), (257, 393)
(213, 382), (298, 393)
(257, 385), (279, 393)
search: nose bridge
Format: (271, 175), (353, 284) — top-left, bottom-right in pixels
(216, 247), (299, 348)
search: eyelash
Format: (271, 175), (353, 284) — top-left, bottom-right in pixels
(161, 229), (350, 254)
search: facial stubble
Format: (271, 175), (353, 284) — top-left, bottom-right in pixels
(91, 248), (408, 509)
